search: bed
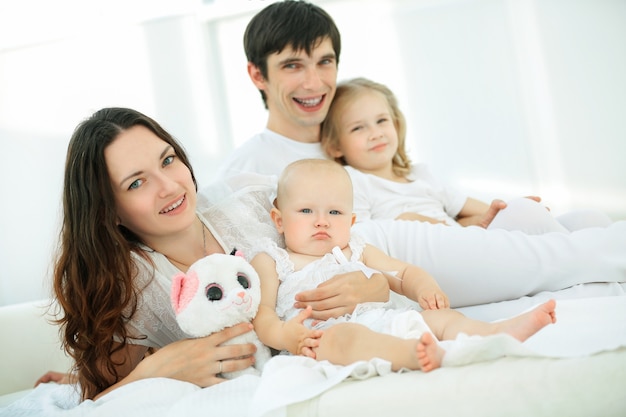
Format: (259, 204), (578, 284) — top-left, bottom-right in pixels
(2, 281), (625, 417)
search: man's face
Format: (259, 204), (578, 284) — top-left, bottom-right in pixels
(248, 37), (338, 141)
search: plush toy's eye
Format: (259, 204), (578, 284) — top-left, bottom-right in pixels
(205, 284), (223, 301)
(237, 273), (250, 289)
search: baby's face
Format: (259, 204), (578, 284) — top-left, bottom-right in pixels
(277, 167), (354, 257)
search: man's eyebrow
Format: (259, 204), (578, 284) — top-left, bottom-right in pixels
(278, 57), (303, 66)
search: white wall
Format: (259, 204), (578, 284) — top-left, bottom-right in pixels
(1, 0), (624, 306)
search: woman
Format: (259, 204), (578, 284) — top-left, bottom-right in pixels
(52, 107), (388, 400)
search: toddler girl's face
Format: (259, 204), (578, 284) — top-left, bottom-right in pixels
(335, 90), (399, 176)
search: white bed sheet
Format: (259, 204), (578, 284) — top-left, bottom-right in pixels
(2, 284), (626, 417)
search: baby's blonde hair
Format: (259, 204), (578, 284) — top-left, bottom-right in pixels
(321, 77), (412, 178)
(276, 159), (353, 208)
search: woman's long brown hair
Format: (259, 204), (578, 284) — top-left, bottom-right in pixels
(53, 108), (196, 400)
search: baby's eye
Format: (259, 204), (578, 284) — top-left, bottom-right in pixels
(300, 208), (312, 214)
(205, 284), (223, 301)
(237, 273), (250, 289)
(128, 179), (143, 190)
(377, 117), (390, 124)
(329, 210), (341, 215)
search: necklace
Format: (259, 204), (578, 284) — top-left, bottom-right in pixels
(200, 217), (208, 256)
(159, 217), (208, 270)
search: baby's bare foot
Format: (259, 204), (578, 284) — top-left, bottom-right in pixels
(416, 332), (444, 372)
(499, 299), (557, 342)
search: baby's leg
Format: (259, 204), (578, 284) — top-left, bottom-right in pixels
(314, 323), (445, 372)
(422, 299), (557, 342)
(492, 299), (557, 341)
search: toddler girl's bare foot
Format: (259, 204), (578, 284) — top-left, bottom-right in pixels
(498, 299), (557, 342)
(416, 332), (444, 372)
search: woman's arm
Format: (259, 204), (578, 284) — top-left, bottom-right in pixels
(93, 324), (256, 400)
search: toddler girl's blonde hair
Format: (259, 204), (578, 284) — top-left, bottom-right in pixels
(321, 77), (412, 178)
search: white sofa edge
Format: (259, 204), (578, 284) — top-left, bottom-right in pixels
(0, 300), (73, 399)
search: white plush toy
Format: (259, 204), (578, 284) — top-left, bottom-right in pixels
(170, 251), (271, 378)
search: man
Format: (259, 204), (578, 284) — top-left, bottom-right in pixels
(216, 0), (626, 308)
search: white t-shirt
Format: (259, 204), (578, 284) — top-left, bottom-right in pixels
(346, 164), (467, 225)
(214, 128), (327, 180)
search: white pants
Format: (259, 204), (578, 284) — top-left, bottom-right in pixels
(353, 219), (626, 307)
(487, 197), (613, 234)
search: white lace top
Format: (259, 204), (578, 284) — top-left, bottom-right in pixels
(257, 235), (377, 325)
(123, 175), (281, 348)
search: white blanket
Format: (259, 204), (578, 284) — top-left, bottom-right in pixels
(3, 294), (626, 417)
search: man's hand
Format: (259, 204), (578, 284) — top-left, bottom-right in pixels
(294, 271), (389, 321)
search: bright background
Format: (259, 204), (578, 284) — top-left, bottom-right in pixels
(1, 0), (625, 306)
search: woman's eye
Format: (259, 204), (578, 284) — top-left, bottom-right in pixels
(128, 179), (143, 190)
(206, 284), (223, 301)
(350, 126), (362, 133)
(163, 155), (175, 166)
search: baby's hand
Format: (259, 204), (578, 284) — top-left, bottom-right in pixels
(418, 288), (450, 310)
(284, 306), (323, 357)
(299, 331), (323, 359)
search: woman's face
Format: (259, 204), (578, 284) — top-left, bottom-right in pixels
(104, 125), (197, 245)
(333, 90), (399, 176)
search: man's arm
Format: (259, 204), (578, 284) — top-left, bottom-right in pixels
(293, 270), (390, 320)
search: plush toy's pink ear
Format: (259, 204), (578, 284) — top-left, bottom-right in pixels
(234, 250), (245, 259)
(171, 271), (199, 315)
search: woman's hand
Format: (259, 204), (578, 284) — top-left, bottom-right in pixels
(293, 271), (389, 321)
(35, 371), (74, 387)
(138, 323), (257, 387)
(95, 322), (256, 399)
